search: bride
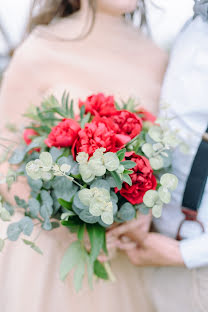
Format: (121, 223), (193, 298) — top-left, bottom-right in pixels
(0, 1), (167, 311)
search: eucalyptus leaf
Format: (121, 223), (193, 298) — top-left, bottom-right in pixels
(79, 209), (98, 224)
(150, 155), (164, 170)
(27, 177), (43, 192)
(117, 202), (136, 221)
(123, 174), (132, 186)
(121, 160), (136, 169)
(136, 203), (150, 215)
(116, 148), (126, 161)
(110, 171), (122, 190)
(7, 223), (22, 241)
(73, 193), (88, 210)
(152, 204), (163, 218)
(143, 190), (158, 208)
(53, 176), (78, 201)
(19, 217), (34, 236)
(74, 259), (86, 292)
(0, 208), (11, 221)
(28, 198), (40, 217)
(14, 196), (28, 209)
(158, 186), (171, 204)
(160, 173), (178, 191)
(90, 179), (110, 191)
(9, 146), (27, 165)
(50, 147), (64, 162)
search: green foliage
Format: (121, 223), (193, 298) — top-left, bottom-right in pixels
(121, 160), (136, 169)
(22, 239), (43, 255)
(116, 148), (126, 161)
(14, 196), (28, 209)
(94, 260), (109, 280)
(86, 224), (106, 263)
(28, 198), (40, 217)
(80, 112), (91, 129)
(110, 171), (122, 190)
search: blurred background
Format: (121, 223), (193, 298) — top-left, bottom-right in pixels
(0, 0), (194, 75)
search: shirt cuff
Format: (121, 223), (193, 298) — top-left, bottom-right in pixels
(180, 233), (208, 269)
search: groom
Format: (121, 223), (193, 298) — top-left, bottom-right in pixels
(108, 1), (208, 311)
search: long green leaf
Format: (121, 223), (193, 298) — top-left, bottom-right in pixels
(86, 224), (105, 263)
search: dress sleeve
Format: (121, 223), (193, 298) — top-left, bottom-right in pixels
(180, 234), (208, 268)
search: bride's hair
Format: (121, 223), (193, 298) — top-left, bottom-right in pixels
(27, 0), (95, 33)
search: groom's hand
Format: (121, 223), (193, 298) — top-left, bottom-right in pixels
(123, 233), (185, 267)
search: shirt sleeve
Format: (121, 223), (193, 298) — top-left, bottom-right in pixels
(180, 233), (208, 268)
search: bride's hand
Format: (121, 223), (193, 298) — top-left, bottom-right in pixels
(106, 211), (152, 250)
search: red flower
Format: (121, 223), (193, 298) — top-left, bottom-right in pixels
(72, 117), (124, 158)
(118, 152), (157, 205)
(79, 93), (117, 117)
(45, 119), (80, 148)
(23, 129), (39, 145)
(137, 107), (156, 123)
(110, 110), (142, 142)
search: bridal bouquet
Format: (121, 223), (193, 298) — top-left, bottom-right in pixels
(0, 93), (182, 291)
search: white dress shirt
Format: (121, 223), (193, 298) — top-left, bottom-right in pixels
(153, 16), (208, 269)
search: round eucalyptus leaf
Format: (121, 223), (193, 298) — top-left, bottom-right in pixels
(9, 146), (27, 165)
(160, 173), (178, 190)
(7, 223), (22, 241)
(150, 155), (164, 170)
(73, 192), (88, 210)
(50, 147), (64, 161)
(136, 203), (150, 215)
(143, 190), (158, 208)
(28, 198), (40, 218)
(90, 179), (110, 191)
(117, 202), (136, 221)
(110, 192), (118, 204)
(152, 204), (163, 218)
(41, 171), (53, 181)
(39, 152), (53, 171)
(142, 143), (154, 158)
(148, 126), (163, 142)
(79, 209), (98, 224)
(19, 217), (34, 236)
(101, 211), (113, 225)
(112, 201), (118, 216)
(158, 186), (171, 204)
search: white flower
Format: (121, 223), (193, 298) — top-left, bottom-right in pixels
(79, 164), (95, 183)
(103, 152), (120, 172)
(78, 187), (113, 225)
(76, 152), (89, 164)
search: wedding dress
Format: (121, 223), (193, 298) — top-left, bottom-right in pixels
(0, 11), (167, 312)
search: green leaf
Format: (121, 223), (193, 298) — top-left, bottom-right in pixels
(60, 240), (83, 281)
(27, 177), (43, 192)
(116, 148), (126, 161)
(77, 224), (85, 241)
(135, 203), (150, 215)
(94, 260), (109, 280)
(70, 99), (74, 119)
(121, 160), (136, 169)
(90, 179), (110, 191)
(80, 105), (85, 120)
(58, 198), (73, 210)
(22, 239), (43, 255)
(110, 171), (122, 190)
(86, 224), (105, 263)
(50, 147), (65, 162)
(0, 208), (11, 221)
(158, 186), (171, 204)
(122, 174), (132, 186)
(80, 112), (91, 129)
(4, 202), (14, 215)
(74, 259), (86, 292)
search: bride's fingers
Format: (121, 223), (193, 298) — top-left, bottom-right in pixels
(107, 220), (139, 238)
(115, 240), (137, 251)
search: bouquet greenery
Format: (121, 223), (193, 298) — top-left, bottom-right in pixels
(0, 93), (183, 291)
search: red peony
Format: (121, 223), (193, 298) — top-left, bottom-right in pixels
(110, 110), (143, 141)
(118, 152), (157, 205)
(137, 107), (156, 123)
(45, 119), (80, 148)
(79, 93), (117, 117)
(72, 117), (124, 158)
(23, 129), (39, 145)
